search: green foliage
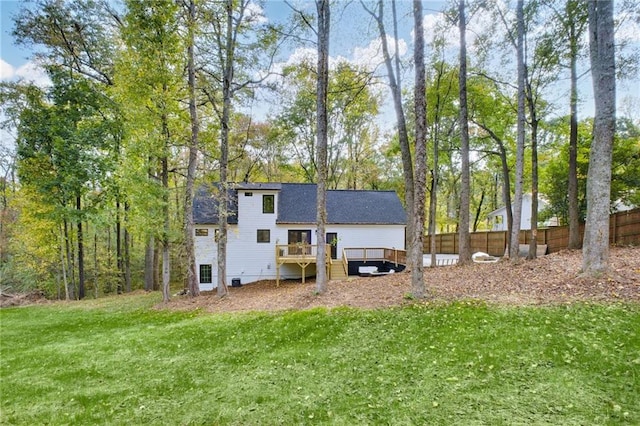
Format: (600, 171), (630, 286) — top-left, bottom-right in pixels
(2, 299), (639, 424)
(540, 116), (640, 223)
(274, 58), (383, 188)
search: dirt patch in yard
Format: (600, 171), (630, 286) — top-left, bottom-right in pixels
(167, 246), (640, 312)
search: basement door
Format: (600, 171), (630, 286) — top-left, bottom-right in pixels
(326, 232), (338, 259)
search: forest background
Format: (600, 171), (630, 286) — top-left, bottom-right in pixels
(0, 0), (638, 300)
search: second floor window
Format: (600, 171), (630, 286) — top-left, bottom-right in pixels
(263, 194), (274, 214)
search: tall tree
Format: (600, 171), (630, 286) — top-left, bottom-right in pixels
(410, 0), (427, 298)
(582, 0), (616, 276)
(544, 0), (589, 249)
(200, 0), (280, 295)
(13, 68), (116, 299)
(566, 0), (587, 250)
(362, 0), (415, 262)
(118, 0), (184, 303)
(275, 60), (380, 188)
(315, 0), (330, 294)
(457, 0), (471, 265)
(183, 0), (200, 297)
(509, 0), (526, 262)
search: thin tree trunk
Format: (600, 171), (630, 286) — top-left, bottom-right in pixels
(185, 0), (200, 297)
(315, 0), (330, 294)
(362, 0), (414, 262)
(528, 116), (539, 260)
(124, 202), (131, 293)
(509, 0), (526, 263)
(458, 0), (471, 265)
(144, 235), (155, 291)
(217, 0), (235, 298)
(64, 218), (75, 300)
(473, 189), (485, 232)
(60, 224), (70, 301)
(154, 243), (160, 291)
(76, 195), (85, 299)
(525, 57), (540, 260)
(116, 199), (122, 293)
(94, 232), (98, 298)
(429, 169), (437, 268)
(568, 13), (581, 249)
(410, 0), (427, 298)
(161, 154), (170, 303)
(582, 0), (615, 276)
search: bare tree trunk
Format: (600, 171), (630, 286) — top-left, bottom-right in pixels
(525, 57), (540, 260)
(161, 154), (170, 303)
(458, 0), (471, 265)
(568, 11), (581, 249)
(429, 169), (437, 268)
(410, 0), (427, 298)
(362, 0), (414, 261)
(116, 199), (123, 293)
(60, 224), (70, 301)
(94, 232), (99, 298)
(509, 0), (526, 263)
(154, 244), (160, 291)
(144, 235), (155, 291)
(527, 116), (539, 260)
(122, 202), (131, 293)
(64, 219), (75, 300)
(185, 0), (200, 297)
(473, 189), (485, 232)
(315, 0), (330, 294)
(76, 196), (85, 299)
(217, 0), (236, 298)
(582, 0), (615, 276)
(124, 216), (131, 293)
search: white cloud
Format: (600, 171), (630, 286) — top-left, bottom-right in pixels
(0, 59), (50, 86)
(420, 8), (502, 57)
(0, 58), (16, 81)
(245, 1), (268, 25)
(14, 61), (50, 86)
(352, 36), (408, 72)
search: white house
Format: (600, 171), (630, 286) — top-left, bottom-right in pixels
(193, 183), (407, 290)
(486, 194), (553, 231)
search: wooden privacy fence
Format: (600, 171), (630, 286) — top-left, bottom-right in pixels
(424, 207), (640, 256)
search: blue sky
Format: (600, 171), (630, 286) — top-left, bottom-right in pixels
(1, 0), (638, 145)
(1, 1), (30, 68)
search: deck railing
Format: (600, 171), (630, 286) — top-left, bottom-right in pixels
(275, 244), (334, 262)
(343, 247), (407, 266)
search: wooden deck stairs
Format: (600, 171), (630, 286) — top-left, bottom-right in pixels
(329, 260), (348, 280)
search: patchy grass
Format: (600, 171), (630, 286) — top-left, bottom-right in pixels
(1, 295), (639, 425)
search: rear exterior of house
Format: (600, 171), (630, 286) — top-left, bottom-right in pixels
(193, 183), (406, 290)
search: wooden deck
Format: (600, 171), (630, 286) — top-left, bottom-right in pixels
(275, 245), (406, 285)
(275, 244), (330, 285)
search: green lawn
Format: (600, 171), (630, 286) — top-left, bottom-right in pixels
(1, 294), (639, 425)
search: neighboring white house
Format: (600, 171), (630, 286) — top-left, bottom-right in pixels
(193, 183), (407, 290)
(486, 194), (554, 231)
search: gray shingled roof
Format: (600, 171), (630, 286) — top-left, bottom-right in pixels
(193, 183), (406, 225)
(277, 183), (406, 224)
(193, 185), (238, 225)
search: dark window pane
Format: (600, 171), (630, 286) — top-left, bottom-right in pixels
(263, 194), (274, 214)
(199, 264), (212, 283)
(257, 229), (270, 243)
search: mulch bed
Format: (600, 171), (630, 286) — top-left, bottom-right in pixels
(166, 246), (640, 312)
